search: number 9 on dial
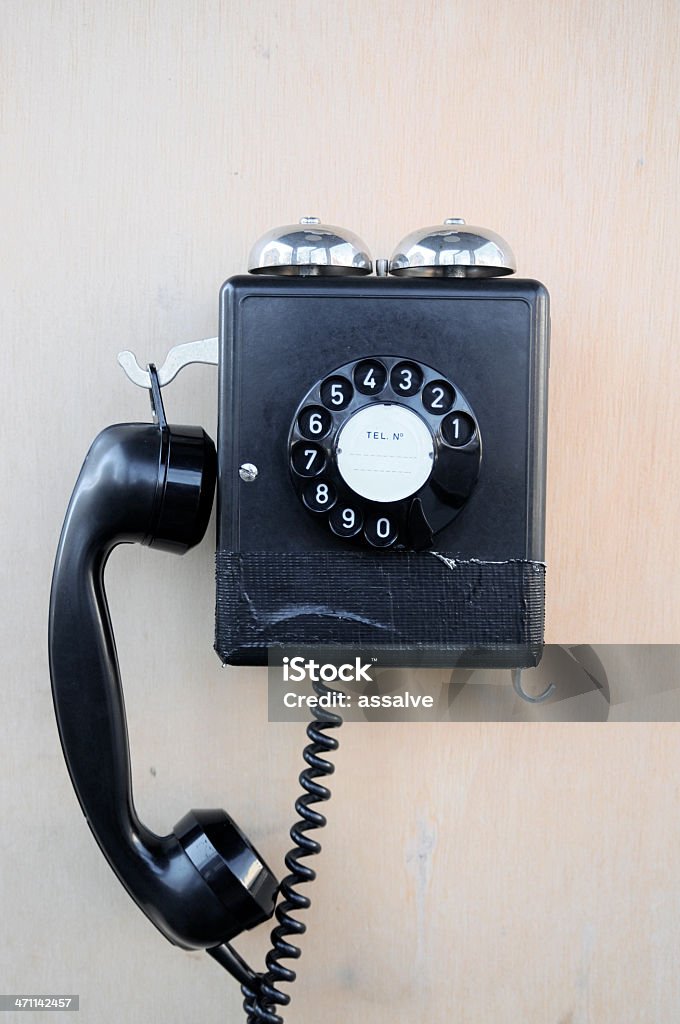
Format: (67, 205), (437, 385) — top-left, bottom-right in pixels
(329, 504), (363, 538)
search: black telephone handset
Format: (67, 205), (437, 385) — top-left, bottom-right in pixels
(48, 219), (549, 1019)
(48, 370), (278, 960)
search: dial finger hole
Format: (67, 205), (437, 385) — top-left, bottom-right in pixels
(298, 405), (332, 440)
(303, 479), (337, 512)
(422, 379), (455, 414)
(364, 513), (398, 548)
(441, 411), (476, 447)
(390, 361), (423, 397)
(329, 504), (363, 538)
(291, 441), (326, 477)
(320, 375), (353, 410)
(354, 359), (387, 396)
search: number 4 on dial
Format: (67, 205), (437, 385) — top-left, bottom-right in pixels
(354, 360), (387, 395)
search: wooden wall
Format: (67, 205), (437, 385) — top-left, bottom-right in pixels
(2, 2), (679, 1021)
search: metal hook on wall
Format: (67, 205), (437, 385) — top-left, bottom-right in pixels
(511, 668), (555, 704)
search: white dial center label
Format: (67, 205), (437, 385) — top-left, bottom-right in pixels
(336, 404), (434, 503)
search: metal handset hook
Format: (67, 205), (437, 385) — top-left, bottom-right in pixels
(512, 668), (555, 704)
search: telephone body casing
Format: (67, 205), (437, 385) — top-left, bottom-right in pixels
(216, 275), (549, 668)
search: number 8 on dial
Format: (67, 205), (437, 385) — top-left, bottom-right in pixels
(303, 480), (337, 512)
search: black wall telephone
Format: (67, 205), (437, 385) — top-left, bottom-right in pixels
(48, 218), (549, 1020)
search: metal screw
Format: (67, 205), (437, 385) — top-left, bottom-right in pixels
(239, 463), (259, 482)
(444, 217), (466, 225)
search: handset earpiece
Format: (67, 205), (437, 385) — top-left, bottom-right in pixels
(48, 381), (278, 950)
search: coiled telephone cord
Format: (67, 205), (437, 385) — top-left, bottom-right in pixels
(242, 679), (343, 1023)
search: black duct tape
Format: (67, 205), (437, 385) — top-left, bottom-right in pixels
(215, 551), (545, 669)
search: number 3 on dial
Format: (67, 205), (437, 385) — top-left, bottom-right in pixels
(390, 361), (422, 396)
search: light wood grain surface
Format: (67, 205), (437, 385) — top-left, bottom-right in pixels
(2, 2), (680, 1021)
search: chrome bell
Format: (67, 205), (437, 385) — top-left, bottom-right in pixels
(248, 217), (373, 276)
(389, 218), (516, 278)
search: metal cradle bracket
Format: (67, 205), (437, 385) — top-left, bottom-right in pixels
(118, 337), (218, 390)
